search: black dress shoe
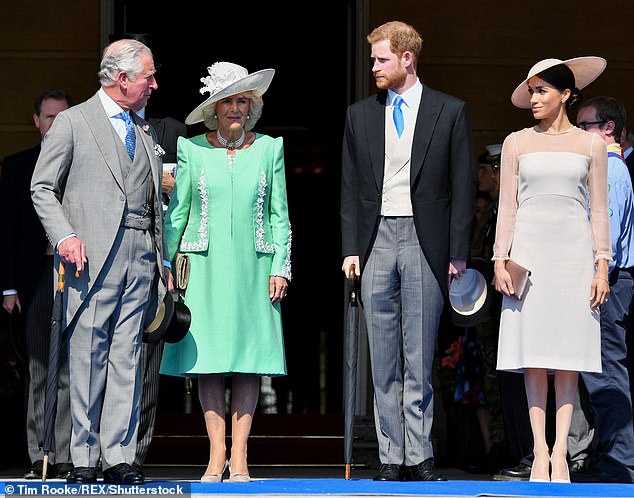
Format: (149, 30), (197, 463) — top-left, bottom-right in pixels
(24, 460), (45, 479)
(568, 459), (587, 473)
(55, 463), (74, 480)
(403, 458), (447, 481)
(492, 463), (531, 481)
(131, 463), (145, 479)
(67, 467), (98, 484)
(373, 463), (404, 481)
(103, 463), (144, 485)
(570, 467), (625, 483)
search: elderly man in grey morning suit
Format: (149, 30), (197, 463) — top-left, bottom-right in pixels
(31, 39), (173, 485)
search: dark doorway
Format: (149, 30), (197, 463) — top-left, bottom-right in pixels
(114, 2), (349, 415)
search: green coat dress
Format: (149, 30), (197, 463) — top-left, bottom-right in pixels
(160, 133), (291, 377)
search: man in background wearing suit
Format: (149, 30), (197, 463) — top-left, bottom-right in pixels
(145, 110), (187, 208)
(1, 89), (73, 479)
(31, 39), (172, 485)
(340, 20), (476, 481)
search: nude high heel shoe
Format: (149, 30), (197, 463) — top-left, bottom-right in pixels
(227, 459), (251, 483)
(201, 460), (228, 483)
(550, 454), (570, 483)
(529, 454), (551, 482)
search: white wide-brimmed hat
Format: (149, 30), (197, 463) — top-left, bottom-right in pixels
(511, 56), (607, 109)
(449, 258), (491, 328)
(185, 62), (275, 125)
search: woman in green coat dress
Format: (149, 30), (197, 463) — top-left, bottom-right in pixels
(160, 62), (291, 483)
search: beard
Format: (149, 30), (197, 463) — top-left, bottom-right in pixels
(374, 64), (407, 90)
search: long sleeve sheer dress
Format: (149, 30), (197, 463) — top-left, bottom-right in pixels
(493, 126), (610, 373)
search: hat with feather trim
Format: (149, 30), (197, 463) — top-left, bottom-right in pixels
(185, 62), (274, 125)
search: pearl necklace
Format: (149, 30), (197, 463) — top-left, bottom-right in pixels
(216, 129), (245, 150)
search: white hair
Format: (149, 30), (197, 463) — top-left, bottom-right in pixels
(98, 39), (152, 87)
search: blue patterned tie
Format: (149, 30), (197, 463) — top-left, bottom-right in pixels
(393, 95), (404, 138)
(118, 111), (136, 160)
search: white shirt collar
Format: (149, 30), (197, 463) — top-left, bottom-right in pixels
(98, 87), (128, 118)
(387, 79), (423, 108)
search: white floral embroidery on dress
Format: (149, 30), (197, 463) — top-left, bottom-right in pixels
(276, 224), (292, 281)
(256, 172), (275, 253)
(180, 170), (209, 251)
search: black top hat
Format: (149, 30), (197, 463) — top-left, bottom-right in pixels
(144, 291), (190, 344)
(448, 257), (493, 328)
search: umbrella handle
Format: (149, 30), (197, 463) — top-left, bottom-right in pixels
(347, 263), (356, 280)
(347, 264), (358, 305)
(58, 262), (65, 292)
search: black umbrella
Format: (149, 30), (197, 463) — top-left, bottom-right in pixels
(343, 263), (359, 480)
(42, 261), (65, 480)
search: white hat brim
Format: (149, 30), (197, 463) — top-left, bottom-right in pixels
(511, 56), (607, 109)
(449, 269), (488, 316)
(185, 68), (275, 125)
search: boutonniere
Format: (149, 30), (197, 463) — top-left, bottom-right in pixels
(142, 124), (150, 134)
(154, 143), (166, 158)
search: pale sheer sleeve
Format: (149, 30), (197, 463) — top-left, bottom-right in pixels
(587, 133), (612, 262)
(492, 133), (519, 260)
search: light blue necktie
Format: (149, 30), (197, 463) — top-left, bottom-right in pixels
(118, 111), (136, 160)
(393, 95), (404, 138)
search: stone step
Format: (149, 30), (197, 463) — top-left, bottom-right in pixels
(146, 413), (364, 466)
